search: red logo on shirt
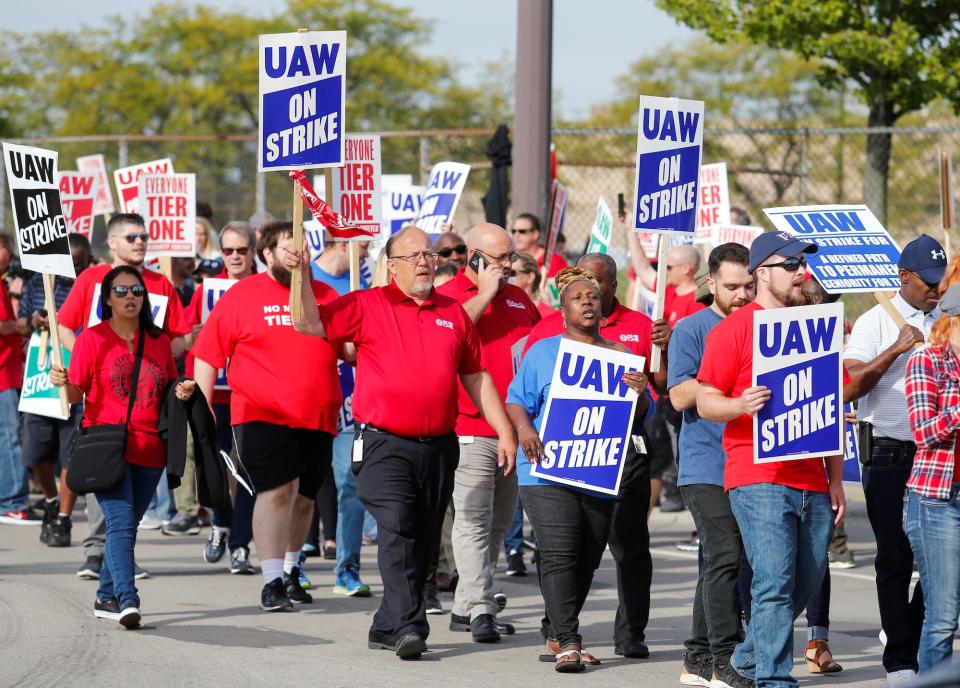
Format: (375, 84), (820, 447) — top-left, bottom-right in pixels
(110, 354), (167, 411)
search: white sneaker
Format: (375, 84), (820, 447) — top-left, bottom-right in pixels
(138, 515), (163, 530)
(886, 669), (917, 685)
(118, 606), (141, 629)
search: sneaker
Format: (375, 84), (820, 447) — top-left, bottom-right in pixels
(138, 514), (163, 530)
(284, 567), (314, 603)
(424, 587), (443, 615)
(676, 531), (701, 552)
(229, 547), (256, 575)
(711, 659), (752, 688)
(301, 541), (320, 558)
(39, 498), (59, 543)
(46, 515), (72, 547)
(94, 597), (121, 620)
(333, 564), (371, 597)
(203, 526), (229, 563)
(886, 669), (917, 685)
(77, 555), (102, 579)
(297, 554), (312, 590)
(261, 578), (294, 612)
(680, 652), (712, 686)
(134, 563), (149, 580)
(828, 549), (856, 569)
(506, 549), (527, 576)
(161, 512), (201, 536)
(0, 509), (43, 526)
(118, 606), (141, 629)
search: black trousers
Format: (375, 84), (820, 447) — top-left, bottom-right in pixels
(306, 466), (338, 545)
(681, 483), (744, 662)
(522, 485), (615, 648)
(864, 441), (924, 673)
(608, 448), (653, 647)
(355, 427), (458, 641)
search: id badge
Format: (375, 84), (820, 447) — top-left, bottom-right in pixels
(353, 436), (364, 463)
(631, 434), (647, 455)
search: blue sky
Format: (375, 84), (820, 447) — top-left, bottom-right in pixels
(2, 0), (696, 119)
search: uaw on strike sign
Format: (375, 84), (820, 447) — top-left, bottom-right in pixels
(531, 339), (645, 495)
(259, 31), (346, 171)
(753, 303), (844, 463)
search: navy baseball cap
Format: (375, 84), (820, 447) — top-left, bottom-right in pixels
(748, 231), (818, 274)
(898, 234), (947, 285)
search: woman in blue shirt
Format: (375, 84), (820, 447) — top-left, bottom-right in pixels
(506, 267), (651, 673)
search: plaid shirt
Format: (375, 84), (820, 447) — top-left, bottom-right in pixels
(906, 343), (960, 499)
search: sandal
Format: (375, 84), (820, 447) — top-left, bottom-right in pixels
(805, 639), (843, 674)
(555, 647), (586, 673)
(580, 651), (601, 666)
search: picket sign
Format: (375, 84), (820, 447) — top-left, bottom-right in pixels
(77, 154), (115, 215)
(539, 180), (569, 307)
(201, 278), (236, 390)
(43, 274), (70, 417)
(414, 161), (470, 233)
(19, 330), (70, 420)
(113, 158), (174, 214)
(842, 402), (862, 484)
(57, 171), (98, 239)
(585, 196), (613, 254)
(694, 162), (730, 244)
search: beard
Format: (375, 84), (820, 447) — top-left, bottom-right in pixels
(270, 262), (291, 288)
(769, 280), (805, 307)
(715, 292), (749, 316)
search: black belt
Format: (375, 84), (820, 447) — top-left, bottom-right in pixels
(360, 423), (451, 443)
(874, 437), (915, 449)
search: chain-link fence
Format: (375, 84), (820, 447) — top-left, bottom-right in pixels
(2, 126), (958, 262)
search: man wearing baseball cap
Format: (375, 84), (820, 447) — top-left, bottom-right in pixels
(697, 231), (846, 687)
(844, 233), (946, 684)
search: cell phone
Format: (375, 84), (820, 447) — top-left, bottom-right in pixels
(468, 250), (486, 273)
(617, 193), (626, 221)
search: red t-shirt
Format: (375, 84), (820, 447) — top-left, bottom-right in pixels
(536, 301), (557, 318)
(523, 299), (653, 372)
(57, 263), (189, 338)
(664, 285), (705, 326)
(320, 280), (483, 438)
(192, 273), (341, 433)
(438, 270), (540, 436)
(0, 281), (23, 392)
(697, 301), (829, 493)
(68, 323), (178, 469)
(184, 270), (240, 406)
(538, 252), (568, 278)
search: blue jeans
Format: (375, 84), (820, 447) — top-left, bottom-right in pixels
(0, 388), (27, 512)
(904, 487), (960, 672)
(730, 483), (834, 688)
(332, 430), (363, 576)
(96, 464), (164, 609)
(144, 479), (177, 521)
(503, 500), (524, 554)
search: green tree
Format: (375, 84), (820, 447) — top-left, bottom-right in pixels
(655, 0), (960, 224)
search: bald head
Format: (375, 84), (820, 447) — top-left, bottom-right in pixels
(465, 223), (513, 285)
(577, 252), (619, 315)
(667, 243), (700, 288)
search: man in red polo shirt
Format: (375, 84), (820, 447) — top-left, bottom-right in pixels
(522, 251), (670, 657)
(193, 221), (342, 613)
(697, 231), (845, 686)
(285, 225), (517, 660)
(437, 223), (539, 643)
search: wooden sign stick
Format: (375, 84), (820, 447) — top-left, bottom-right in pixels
(941, 149), (954, 260)
(158, 256), (172, 281)
(42, 273), (70, 417)
(874, 291), (922, 349)
(649, 239), (669, 373)
(290, 179), (305, 322)
(37, 330), (49, 369)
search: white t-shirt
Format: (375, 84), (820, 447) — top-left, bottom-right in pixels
(844, 292), (938, 441)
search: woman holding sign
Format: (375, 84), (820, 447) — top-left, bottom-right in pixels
(50, 266), (196, 629)
(506, 267), (652, 673)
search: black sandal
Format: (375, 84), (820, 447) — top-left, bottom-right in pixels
(555, 648), (585, 673)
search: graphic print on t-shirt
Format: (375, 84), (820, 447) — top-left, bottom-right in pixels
(109, 352), (168, 412)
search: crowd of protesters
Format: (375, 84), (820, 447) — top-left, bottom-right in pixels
(0, 201), (956, 687)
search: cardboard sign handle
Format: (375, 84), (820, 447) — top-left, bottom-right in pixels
(649, 240), (669, 373)
(290, 181), (305, 322)
(42, 273), (70, 417)
(874, 291), (923, 349)
(37, 330), (49, 369)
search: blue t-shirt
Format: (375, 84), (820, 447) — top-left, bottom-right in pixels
(310, 263), (368, 296)
(506, 335), (654, 494)
(667, 307), (726, 487)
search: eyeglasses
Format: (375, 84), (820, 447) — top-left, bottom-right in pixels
(221, 246), (251, 257)
(436, 245), (467, 259)
(510, 228), (533, 235)
(476, 249), (520, 264)
(759, 257), (807, 272)
(123, 233), (149, 244)
(111, 284), (146, 298)
(389, 250), (438, 264)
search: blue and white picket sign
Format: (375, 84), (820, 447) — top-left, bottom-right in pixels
(258, 31), (346, 172)
(632, 95), (704, 235)
(842, 402), (862, 484)
(382, 179), (423, 235)
(337, 360), (355, 433)
(752, 302), (845, 463)
(415, 162), (470, 233)
(531, 338), (645, 496)
(763, 204), (901, 294)
(202, 278), (236, 390)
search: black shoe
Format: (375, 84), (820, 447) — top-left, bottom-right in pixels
(322, 542), (337, 560)
(449, 613), (514, 635)
(712, 658), (752, 688)
(77, 555), (102, 580)
(47, 515), (72, 548)
(424, 586), (443, 615)
(161, 512), (201, 536)
(229, 547), (256, 575)
(260, 578), (294, 612)
(39, 498), (58, 544)
(680, 651), (712, 686)
(93, 597), (121, 620)
(614, 641), (650, 659)
(659, 495), (686, 513)
(203, 526), (229, 563)
(471, 614), (501, 643)
(394, 633), (426, 659)
(505, 549), (527, 576)
(283, 567), (313, 603)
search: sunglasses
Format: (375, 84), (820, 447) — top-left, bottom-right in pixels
(123, 233), (149, 244)
(510, 228), (533, 235)
(759, 257), (807, 272)
(221, 246), (251, 257)
(111, 284), (146, 298)
(436, 245), (467, 258)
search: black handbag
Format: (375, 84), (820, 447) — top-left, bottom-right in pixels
(66, 331), (146, 494)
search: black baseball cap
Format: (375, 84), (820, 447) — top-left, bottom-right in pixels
(898, 234), (947, 285)
(748, 231), (818, 274)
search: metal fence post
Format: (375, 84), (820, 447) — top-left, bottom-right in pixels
(118, 138), (129, 169)
(256, 170), (266, 215)
(419, 135), (430, 185)
(799, 127), (809, 204)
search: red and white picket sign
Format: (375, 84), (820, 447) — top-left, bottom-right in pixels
(57, 172), (98, 239)
(694, 162), (731, 244)
(139, 173), (196, 258)
(113, 158), (174, 214)
(76, 154), (115, 215)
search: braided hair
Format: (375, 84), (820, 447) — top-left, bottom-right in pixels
(555, 266), (600, 304)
